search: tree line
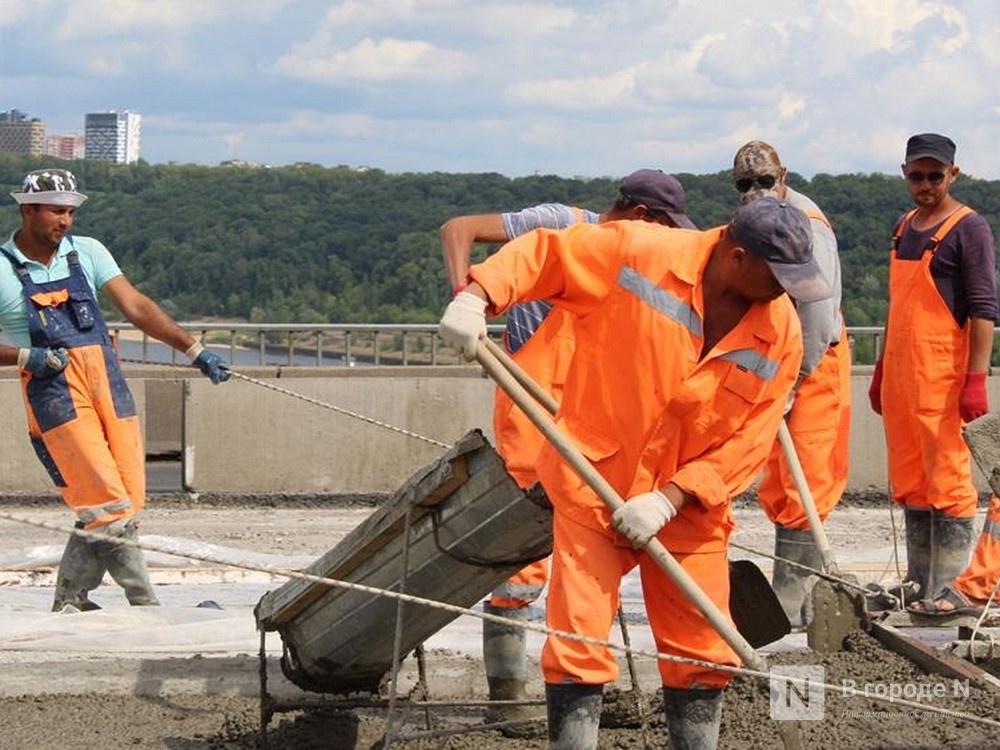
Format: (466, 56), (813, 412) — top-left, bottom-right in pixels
(2, 153), (998, 348)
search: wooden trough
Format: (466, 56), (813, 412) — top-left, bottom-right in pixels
(254, 429), (552, 694)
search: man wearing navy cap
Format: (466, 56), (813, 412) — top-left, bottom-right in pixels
(868, 134), (998, 610)
(440, 196), (829, 749)
(440, 168), (695, 735)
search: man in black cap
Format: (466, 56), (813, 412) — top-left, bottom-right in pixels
(439, 196), (829, 750)
(868, 133), (997, 610)
(439, 169), (695, 734)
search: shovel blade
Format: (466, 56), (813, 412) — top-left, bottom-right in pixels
(962, 411), (1000, 497)
(728, 559), (791, 648)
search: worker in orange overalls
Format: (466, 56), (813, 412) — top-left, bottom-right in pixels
(731, 141), (852, 627)
(440, 197), (829, 749)
(869, 134), (997, 607)
(910, 494), (1000, 614)
(0, 169), (231, 612)
(440, 170), (695, 732)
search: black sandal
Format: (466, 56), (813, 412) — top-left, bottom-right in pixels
(908, 586), (988, 616)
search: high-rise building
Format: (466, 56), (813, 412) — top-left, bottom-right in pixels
(46, 134), (86, 160)
(0, 109), (45, 156)
(84, 110), (141, 164)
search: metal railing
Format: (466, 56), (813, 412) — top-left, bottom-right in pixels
(109, 322), (900, 368)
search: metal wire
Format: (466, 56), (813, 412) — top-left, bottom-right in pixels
(119, 358), (451, 449)
(3, 510), (999, 733)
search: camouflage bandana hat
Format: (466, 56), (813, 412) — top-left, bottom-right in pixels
(10, 168), (88, 207)
(733, 141), (783, 205)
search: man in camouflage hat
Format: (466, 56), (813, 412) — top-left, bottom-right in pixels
(1, 168), (232, 612)
(731, 141), (851, 627)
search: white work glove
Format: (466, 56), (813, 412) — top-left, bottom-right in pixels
(439, 291), (487, 360)
(611, 489), (677, 547)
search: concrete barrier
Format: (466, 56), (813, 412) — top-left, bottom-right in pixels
(1, 368), (998, 496)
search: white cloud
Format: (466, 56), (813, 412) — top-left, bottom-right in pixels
(3, 0), (1000, 178)
(271, 36), (470, 83)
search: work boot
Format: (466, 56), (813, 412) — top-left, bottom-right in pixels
(662, 686), (724, 750)
(771, 524), (823, 627)
(898, 508), (933, 606)
(927, 511), (974, 598)
(545, 682), (603, 750)
(93, 520), (160, 606)
(482, 602), (542, 737)
(51, 526), (107, 612)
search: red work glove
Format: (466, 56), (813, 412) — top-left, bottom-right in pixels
(959, 372), (989, 422)
(868, 360), (884, 415)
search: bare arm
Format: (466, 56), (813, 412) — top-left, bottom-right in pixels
(440, 214), (507, 290)
(967, 316), (995, 373)
(101, 275), (198, 354)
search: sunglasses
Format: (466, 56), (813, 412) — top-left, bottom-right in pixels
(735, 174), (777, 193)
(905, 171), (946, 185)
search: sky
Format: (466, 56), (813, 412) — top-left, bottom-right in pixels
(3, 0), (1000, 180)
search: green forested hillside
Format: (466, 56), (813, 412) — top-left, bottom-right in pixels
(2, 154), (998, 335)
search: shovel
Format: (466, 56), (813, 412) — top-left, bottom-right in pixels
(476, 337), (802, 750)
(776, 421), (867, 651)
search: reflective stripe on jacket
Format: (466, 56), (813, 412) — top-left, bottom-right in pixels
(471, 220), (802, 552)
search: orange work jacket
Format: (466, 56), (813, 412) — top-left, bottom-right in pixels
(471, 220), (803, 553)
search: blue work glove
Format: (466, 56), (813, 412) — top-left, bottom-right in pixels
(18, 347), (69, 378)
(193, 350), (231, 384)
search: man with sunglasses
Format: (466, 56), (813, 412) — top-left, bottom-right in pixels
(869, 133), (997, 608)
(730, 141), (851, 628)
(440, 169), (695, 735)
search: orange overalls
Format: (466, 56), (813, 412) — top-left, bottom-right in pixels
(472, 221), (802, 688)
(3, 247), (145, 530)
(881, 207), (979, 519)
(756, 208), (851, 527)
(953, 494), (1000, 602)
(489, 208), (587, 610)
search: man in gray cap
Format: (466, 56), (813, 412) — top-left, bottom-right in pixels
(439, 169), (695, 734)
(731, 140), (850, 627)
(0, 168), (232, 612)
(439, 196), (829, 750)
(868, 133), (997, 611)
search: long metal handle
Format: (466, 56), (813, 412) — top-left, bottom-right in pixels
(475, 339), (767, 672)
(776, 420), (838, 574)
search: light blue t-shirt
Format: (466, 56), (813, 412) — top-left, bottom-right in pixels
(0, 233), (122, 347)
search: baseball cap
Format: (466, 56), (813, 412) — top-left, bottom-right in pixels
(730, 196), (831, 303)
(904, 133), (955, 165)
(10, 169), (88, 207)
(618, 169), (696, 229)
(732, 140), (783, 205)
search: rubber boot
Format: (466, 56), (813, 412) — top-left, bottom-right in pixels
(545, 683), (603, 750)
(927, 512), (974, 598)
(900, 508), (933, 604)
(51, 526), (106, 612)
(92, 520), (160, 606)
(662, 686), (724, 750)
(771, 524), (824, 627)
(482, 602), (542, 737)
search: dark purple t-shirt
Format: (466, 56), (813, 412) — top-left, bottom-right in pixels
(894, 210), (998, 326)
